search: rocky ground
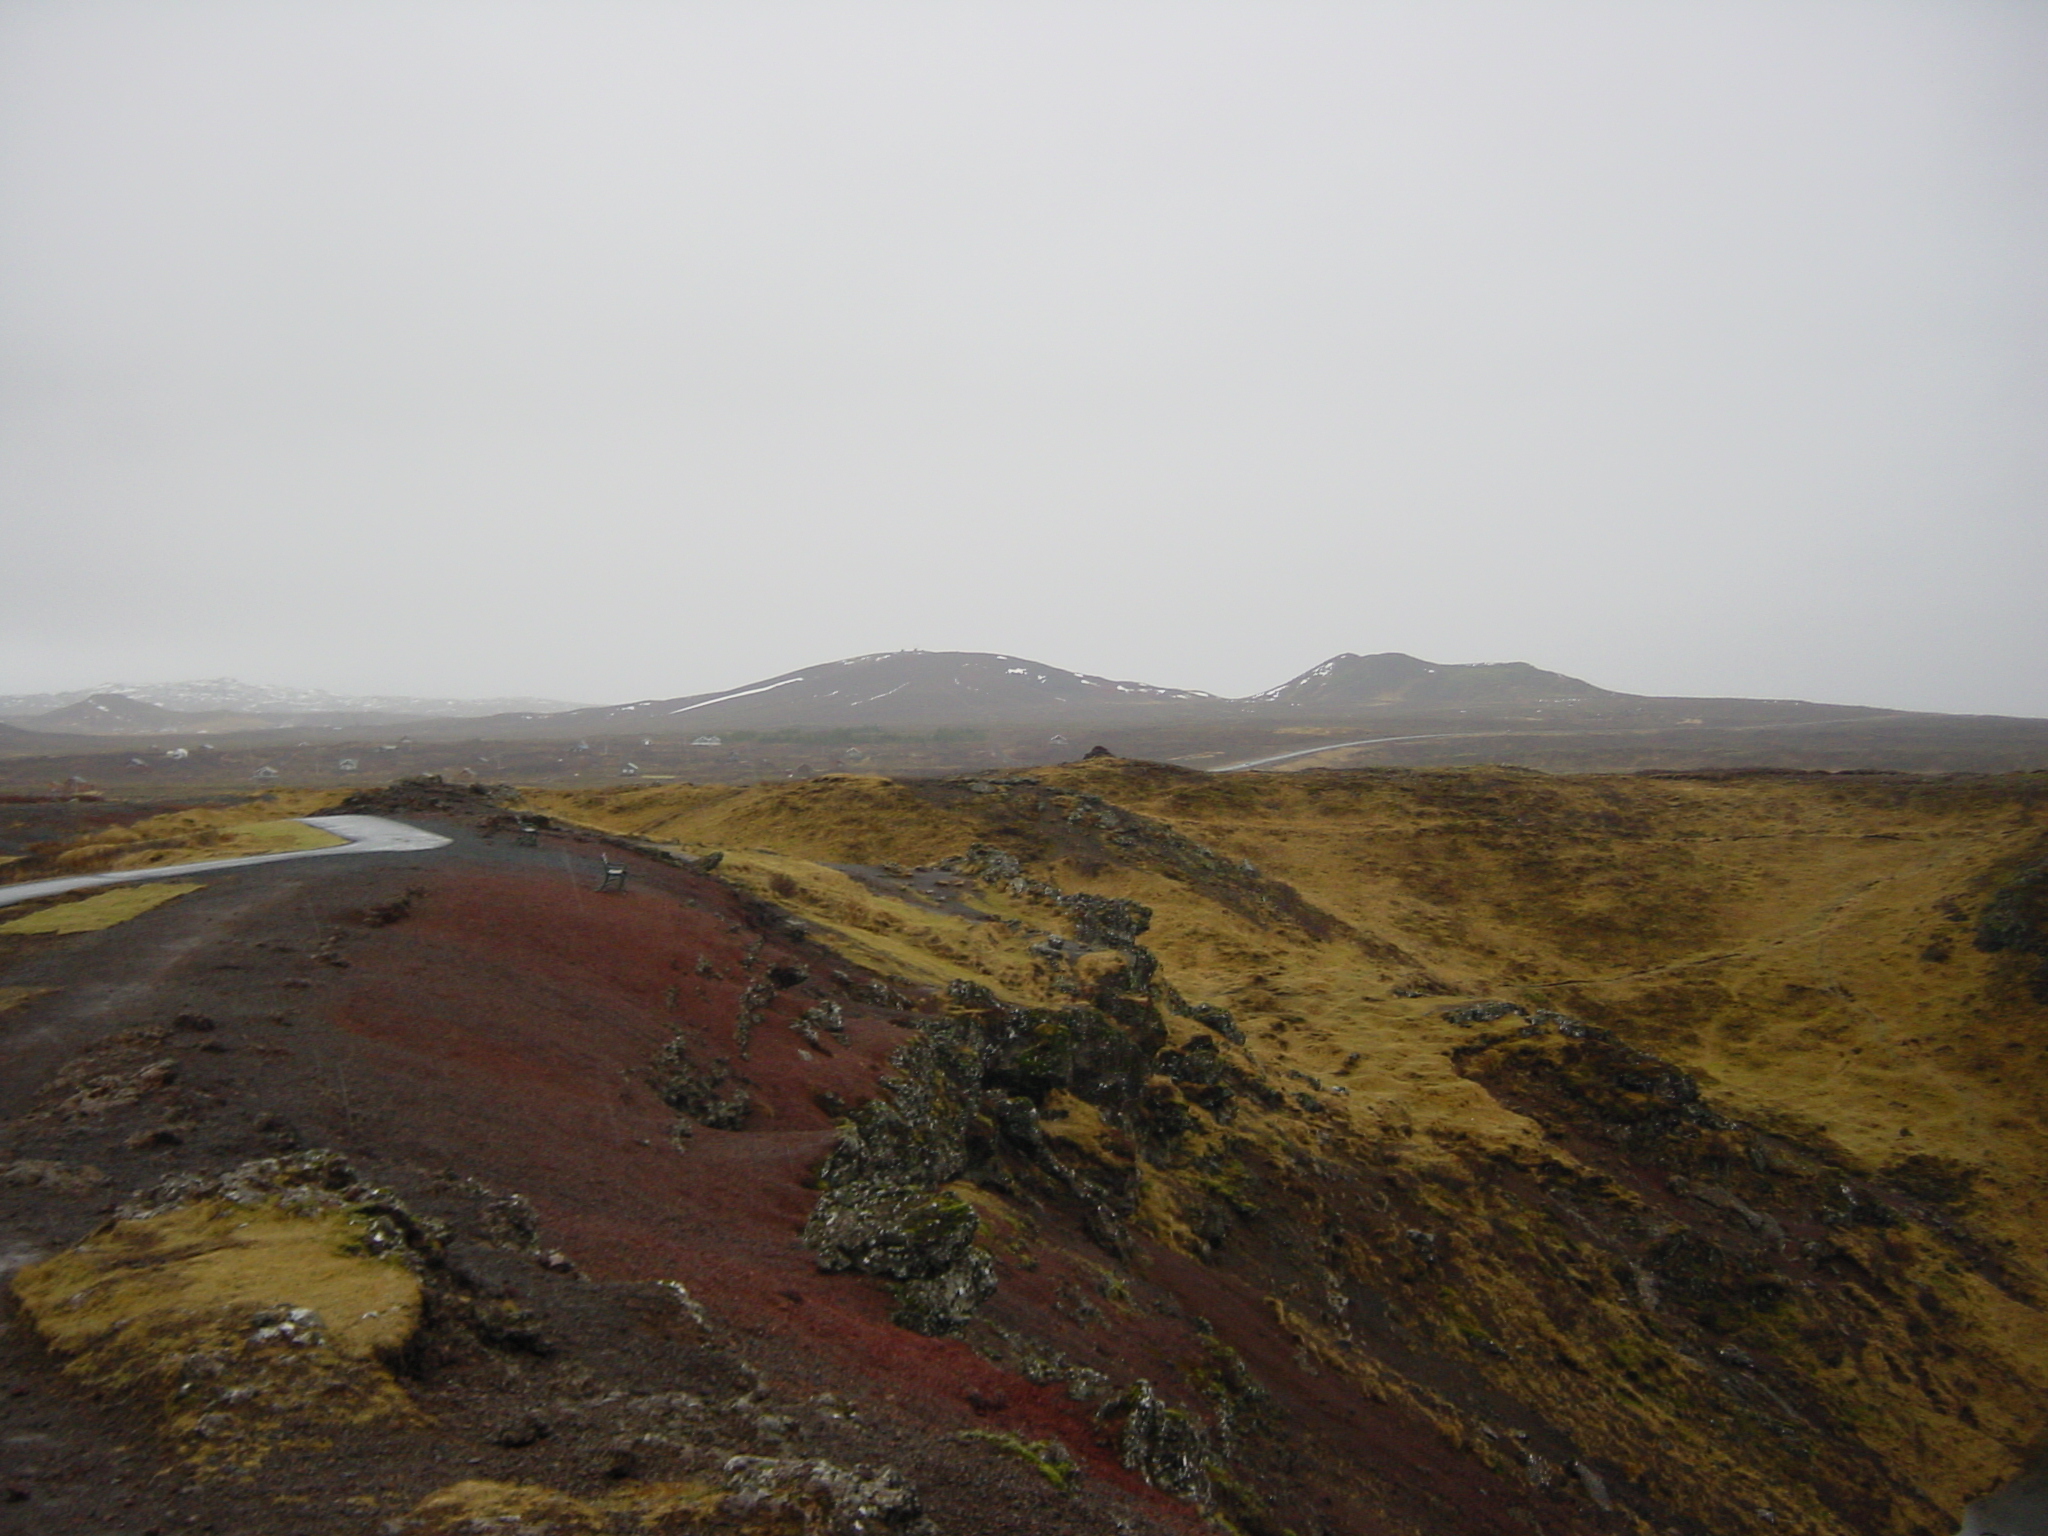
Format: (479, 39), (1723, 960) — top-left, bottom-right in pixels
(2, 767), (2043, 1534)
(0, 798), (1208, 1534)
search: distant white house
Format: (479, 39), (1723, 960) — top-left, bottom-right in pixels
(252, 765), (279, 781)
(691, 735), (723, 747)
(620, 762), (641, 776)
(338, 758), (360, 772)
(164, 747), (189, 761)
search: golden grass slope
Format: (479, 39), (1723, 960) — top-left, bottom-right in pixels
(2, 792), (349, 888)
(702, 848), (1061, 1002)
(0, 881), (205, 934)
(534, 765), (2048, 1209)
(11, 1198), (422, 1463)
(532, 775), (984, 868)
(1046, 765), (2048, 1207)
(533, 762), (2048, 1528)
(81, 815), (345, 870)
(398, 1477), (777, 1535)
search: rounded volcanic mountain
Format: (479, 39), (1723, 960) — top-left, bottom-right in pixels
(1251, 652), (1618, 713)
(549, 651), (1224, 735)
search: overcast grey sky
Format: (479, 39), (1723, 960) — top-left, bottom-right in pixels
(3, 0), (2044, 714)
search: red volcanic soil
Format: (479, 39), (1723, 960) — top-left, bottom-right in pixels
(311, 850), (1177, 1492)
(0, 812), (1585, 1536)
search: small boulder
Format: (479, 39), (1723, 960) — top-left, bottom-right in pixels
(1439, 1000), (1525, 1026)
(890, 1247), (997, 1336)
(1099, 1380), (1212, 1505)
(804, 1186), (979, 1280)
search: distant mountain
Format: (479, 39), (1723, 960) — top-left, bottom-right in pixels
(409, 649), (1658, 742)
(1250, 653), (1618, 712)
(516, 652), (1222, 736)
(1, 652), (1933, 751)
(19, 694), (203, 734)
(0, 678), (591, 726)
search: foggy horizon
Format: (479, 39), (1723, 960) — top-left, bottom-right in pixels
(7, 640), (2048, 722)
(5, 2), (2044, 719)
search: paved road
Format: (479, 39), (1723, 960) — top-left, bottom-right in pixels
(1210, 734), (1483, 772)
(1959, 1466), (2048, 1535)
(0, 815), (452, 910)
(1205, 714), (1904, 773)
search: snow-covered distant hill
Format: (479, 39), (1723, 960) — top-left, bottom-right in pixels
(1251, 653), (1618, 711)
(406, 649), (1655, 739)
(533, 651), (1222, 735)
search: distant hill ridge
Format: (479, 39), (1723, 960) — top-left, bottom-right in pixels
(4, 650), (1921, 744)
(422, 649), (1685, 740)
(1254, 653), (1619, 711)
(22, 695), (199, 734)
(0, 679), (593, 735)
(551, 651), (1224, 734)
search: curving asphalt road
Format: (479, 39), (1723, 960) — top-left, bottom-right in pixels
(1206, 714), (1908, 773)
(1958, 1466), (2048, 1535)
(1210, 733), (1483, 772)
(0, 815), (452, 910)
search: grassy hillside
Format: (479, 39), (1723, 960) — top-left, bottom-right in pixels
(530, 761), (2048, 1532)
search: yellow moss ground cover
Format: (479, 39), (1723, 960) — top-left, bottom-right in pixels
(0, 985), (53, 1013)
(401, 1479), (732, 1535)
(528, 763), (2048, 1526)
(11, 1198), (422, 1458)
(1047, 765), (2048, 1199)
(522, 765), (2048, 1208)
(1028, 762), (2048, 1519)
(96, 816), (347, 868)
(710, 849), (1063, 1005)
(526, 775), (983, 867)
(2, 791), (348, 887)
(0, 882), (205, 934)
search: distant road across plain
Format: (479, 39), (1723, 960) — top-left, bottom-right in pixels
(1209, 734), (1484, 771)
(1204, 715), (1923, 773)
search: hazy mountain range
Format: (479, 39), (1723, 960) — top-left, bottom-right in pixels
(0, 652), (1638, 738)
(576, 650), (1618, 727)
(2, 646), (2045, 790)
(1, 649), (2029, 749)
(0, 679), (591, 734)
(396, 649), (1878, 740)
